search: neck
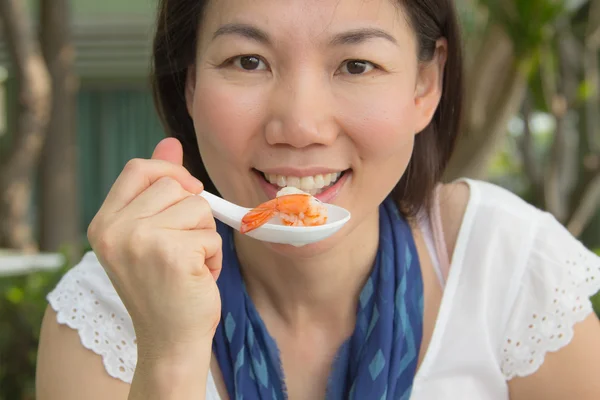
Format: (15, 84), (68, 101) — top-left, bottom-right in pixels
(233, 209), (380, 330)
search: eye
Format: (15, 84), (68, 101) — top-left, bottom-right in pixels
(231, 55), (268, 71)
(338, 60), (376, 75)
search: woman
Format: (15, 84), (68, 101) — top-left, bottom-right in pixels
(36, 0), (600, 399)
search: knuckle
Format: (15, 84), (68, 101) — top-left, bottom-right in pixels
(124, 158), (146, 176)
(86, 218), (99, 245)
(157, 175), (181, 189)
(156, 176), (188, 196)
(199, 231), (221, 260)
(92, 228), (116, 263)
(211, 231), (223, 251)
(196, 195), (211, 211)
(88, 216), (111, 253)
(193, 197), (216, 227)
(191, 247), (208, 268)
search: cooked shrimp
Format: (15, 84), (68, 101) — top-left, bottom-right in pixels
(240, 188), (328, 234)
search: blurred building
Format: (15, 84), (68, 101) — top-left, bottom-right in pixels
(0, 0), (166, 235)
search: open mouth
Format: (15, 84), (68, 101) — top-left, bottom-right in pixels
(254, 169), (349, 196)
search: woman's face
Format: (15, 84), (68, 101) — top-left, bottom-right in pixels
(186, 0), (445, 249)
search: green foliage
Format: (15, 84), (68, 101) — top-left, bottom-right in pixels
(482, 0), (566, 57)
(577, 79), (595, 102)
(0, 255), (71, 400)
(488, 143), (523, 177)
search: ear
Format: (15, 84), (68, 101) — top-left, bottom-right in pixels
(185, 64), (197, 117)
(413, 38), (447, 134)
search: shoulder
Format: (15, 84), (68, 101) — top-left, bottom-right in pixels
(440, 181), (600, 397)
(45, 251), (137, 383)
(440, 178), (544, 224)
(437, 178), (543, 260)
(36, 305), (132, 399)
(499, 205), (600, 378)
(440, 178), (597, 286)
(503, 213), (600, 398)
(40, 251), (221, 399)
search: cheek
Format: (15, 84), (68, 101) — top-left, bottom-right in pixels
(338, 84), (418, 208)
(190, 77), (266, 169)
(188, 76), (270, 200)
(340, 86), (418, 161)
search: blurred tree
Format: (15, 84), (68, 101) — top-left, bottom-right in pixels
(0, 0), (51, 252)
(519, 0), (600, 236)
(38, 0), (80, 258)
(447, 0), (565, 180)
(450, 0), (600, 238)
(0, 0), (78, 255)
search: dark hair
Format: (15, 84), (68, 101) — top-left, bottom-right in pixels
(150, 0), (463, 217)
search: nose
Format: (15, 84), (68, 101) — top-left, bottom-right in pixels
(265, 74), (339, 148)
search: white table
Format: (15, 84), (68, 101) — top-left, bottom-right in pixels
(0, 250), (65, 277)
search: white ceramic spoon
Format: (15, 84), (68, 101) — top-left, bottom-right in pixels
(198, 191), (351, 246)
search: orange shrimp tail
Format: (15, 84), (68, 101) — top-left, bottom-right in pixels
(240, 200), (278, 234)
(272, 194), (311, 214)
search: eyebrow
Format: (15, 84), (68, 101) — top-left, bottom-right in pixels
(329, 28), (397, 46)
(212, 23), (271, 45)
(212, 23), (397, 47)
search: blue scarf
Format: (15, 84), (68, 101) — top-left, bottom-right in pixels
(213, 197), (424, 399)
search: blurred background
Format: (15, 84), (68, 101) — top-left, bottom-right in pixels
(0, 0), (599, 398)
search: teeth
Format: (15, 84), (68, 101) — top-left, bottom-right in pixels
(263, 172), (344, 191)
(287, 176), (301, 187)
(299, 176), (315, 188)
(314, 175), (325, 188)
(276, 175), (286, 187)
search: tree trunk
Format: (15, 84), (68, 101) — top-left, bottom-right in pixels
(0, 0), (51, 252)
(443, 24), (530, 181)
(38, 0), (80, 258)
(567, 171), (600, 237)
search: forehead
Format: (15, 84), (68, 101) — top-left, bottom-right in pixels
(199, 0), (412, 46)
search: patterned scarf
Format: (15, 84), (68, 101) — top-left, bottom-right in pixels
(212, 197), (424, 399)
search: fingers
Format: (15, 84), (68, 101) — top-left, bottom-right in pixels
(206, 249), (223, 281)
(99, 138), (203, 214)
(173, 229), (223, 281)
(197, 230), (223, 281)
(101, 158), (204, 214)
(124, 176), (193, 219)
(151, 194), (216, 230)
(151, 137), (184, 165)
(151, 195), (221, 280)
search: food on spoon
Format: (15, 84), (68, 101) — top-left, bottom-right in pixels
(240, 187), (328, 234)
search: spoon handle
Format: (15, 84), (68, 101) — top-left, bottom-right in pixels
(198, 191), (248, 231)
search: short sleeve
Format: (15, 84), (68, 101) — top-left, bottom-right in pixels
(46, 251), (137, 383)
(500, 212), (600, 380)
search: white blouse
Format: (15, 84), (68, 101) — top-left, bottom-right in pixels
(46, 178), (600, 399)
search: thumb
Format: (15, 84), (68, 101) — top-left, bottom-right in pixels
(152, 137), (184, 165)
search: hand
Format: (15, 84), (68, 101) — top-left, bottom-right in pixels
(87, 138), (222, 361)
